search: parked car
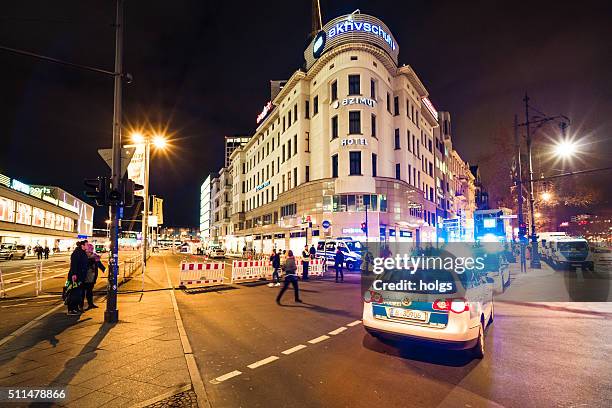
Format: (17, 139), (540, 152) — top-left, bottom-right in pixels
(0, 244), (27, 260)
(208, 246), (226, 259)
(592, 246), (612, 275)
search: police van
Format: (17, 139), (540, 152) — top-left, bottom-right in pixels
(541, 236), (593, 270)
(316, 238), (363, 270)
(362, 265), (494, 358)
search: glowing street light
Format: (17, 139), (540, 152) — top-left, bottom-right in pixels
(553, 140), (578, 158)
(152, 135), (167, 149)
(541, 191), (552, 202)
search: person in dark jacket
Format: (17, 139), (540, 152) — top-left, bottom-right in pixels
(334, 248), (344, 283)
(268, 249), (281, 287)
(66, 241), (88, 314)
(309, 244), (316, 258)
(83, 243), (105, 310)
(301, 245), (310, 281)
(276, 250), (302, 304)
(44, 246), (50, 259)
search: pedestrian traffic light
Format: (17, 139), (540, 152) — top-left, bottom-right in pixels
(518, 222), (527, 240)
(121, 177), (143, 207)
(84, 177), (109, 206)
(361, 222), (367, 233)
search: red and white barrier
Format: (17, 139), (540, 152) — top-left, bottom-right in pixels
(296, 258), (325, 277)
(180, 262), (225, 287)
(231, 260), (265, 283)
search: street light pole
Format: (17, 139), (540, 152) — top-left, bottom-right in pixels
(524, 93), (542, 269)
(514, 114), (527, 272)
(106, 0), (124, 323)
(142, 140), (150, 286)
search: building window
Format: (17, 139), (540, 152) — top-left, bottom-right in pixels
(282, 144), (285, 162)
(349, 111), (361, 134)
(395, 163), (401, 180)
(332, 154), (338, 178)
(313, 96), (319, 115)
(331, 115), (338, 139)
(305, 165), (310, 182)
(407, 131), (411, 152)
(288, 110), (292, 127)
(348, 74), (360, 95)
(408, 164), (412, 185)
(393, 96), (399, 116)
(294, 104), (298, 122)
(371, 114), (376, 137)
(372, 153), (377, 177)
(331, 80), (338, 101)
(349, 151), (362, 175)
(305, 131), (310, 152)
(281, 203), (297, 217)
(283, 116), (286, 132)
(394, 129), (400, 149)
(293, 134), (297, 155)
(293, 167), (298, 187)
(305, 100), (310, 119)
(370, 79), (376, 99)
(287, 140), (292, 158)
(386, 92), (391, 113)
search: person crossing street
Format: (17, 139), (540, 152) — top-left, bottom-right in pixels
(268, 249), (281, 287)
(334, 247), (344, 283)
(276, 250), (302, 304)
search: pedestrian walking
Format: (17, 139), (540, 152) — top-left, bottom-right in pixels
(36, 245), (43, 260)
(83, 243), (105, 310)
(301, 245), (310, 280)
(276, 250), (302, 304)
(334, 248), (344, 283)
(268, 249), (281, 287)
(44, 246), (50, 259)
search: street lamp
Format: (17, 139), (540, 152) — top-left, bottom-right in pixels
(553, 140), (578, 159)
(126, 131), (168, 281)
(541, 191), (552, 203)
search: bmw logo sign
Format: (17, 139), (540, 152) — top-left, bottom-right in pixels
(312, 30), (326, 59)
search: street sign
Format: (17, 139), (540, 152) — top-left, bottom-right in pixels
(500, 214), (518, 219)
(98, 147), (136, 176)
(322, 220), (331, 229)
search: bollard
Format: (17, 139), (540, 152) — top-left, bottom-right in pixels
(35, 262), (43, 296)
(0, 267), (5, 298)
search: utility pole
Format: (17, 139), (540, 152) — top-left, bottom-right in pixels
(514, 114), (526, 273)
(142, 140), (150, 286)
(106, 0), (124, 323)
(524, 93), (541, 269)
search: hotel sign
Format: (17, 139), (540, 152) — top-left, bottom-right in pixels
(422, 97), (439, 121)
(256, 180), (270, 191)
(256, 101), (273, 124)
(341, 138), (368, 147)
(332, 97), (376, 109)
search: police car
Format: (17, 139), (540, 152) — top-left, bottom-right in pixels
(362, 266), (494, 358)
(316, 238), (363, 270)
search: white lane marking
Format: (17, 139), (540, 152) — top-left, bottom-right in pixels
(308, 335), (330, 344)
(281, 344), (307, 355)
(212, 370), (242, 383)
(3, 271), (66, 293)
(247, 355), (280, 369)
(1, 303), (28, 308)
(347, 320), (362, 327)
(328, 327), (347, 335)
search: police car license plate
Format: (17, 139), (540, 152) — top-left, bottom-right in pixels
(389, 308), (428, 322)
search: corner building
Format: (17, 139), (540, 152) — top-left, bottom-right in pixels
(227, 13), (451, 254)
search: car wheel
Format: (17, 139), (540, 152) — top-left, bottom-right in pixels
(472, 322), (485, 359)
(21, 255), (26, 260)
(346, 261), (354, 271)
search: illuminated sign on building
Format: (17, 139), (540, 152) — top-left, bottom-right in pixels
(341, 138), (368, 147)
(328, 19), (397, 51)
(11, 179), (31, 195)
(332, 97), (376, 109)
(312, 31), (326, 58)
(256, 101), (273, 124)
(421, 97), (439, 121)
(255, 180), (270, 191)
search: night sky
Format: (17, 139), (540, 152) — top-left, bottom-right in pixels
(1, 0), (611, 228)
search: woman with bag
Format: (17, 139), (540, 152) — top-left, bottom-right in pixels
(276, 250), (302, 304)
(83, 243), (105, 310)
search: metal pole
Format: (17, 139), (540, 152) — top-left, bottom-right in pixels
(514, 114), (526, 273)
(105, 0), (124, 323)
(524, 93), (541, 268)
(142, 141), (150, 291)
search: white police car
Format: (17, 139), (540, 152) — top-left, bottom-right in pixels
(362, 267), (494, 358)
(316, 238), (363, 270)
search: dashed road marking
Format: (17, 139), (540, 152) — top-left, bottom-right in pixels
(281, 344), (307, 355)
(211, 370), (242, 383)
(347, 320), (362, 327)
(247, 355), (279, 369)
(308, 335), (330, 344)
(328, 327), (347, 335)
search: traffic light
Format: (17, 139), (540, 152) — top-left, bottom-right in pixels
(361, 221), (368, 233)
(84, 177), (109, 206)
(121, 177), (143, 207)
(518, 222), (527, 241)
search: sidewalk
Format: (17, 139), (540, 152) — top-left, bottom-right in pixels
(0, 254), (203, 407)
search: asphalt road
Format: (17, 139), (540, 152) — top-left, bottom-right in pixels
(167, 253), (612, 408)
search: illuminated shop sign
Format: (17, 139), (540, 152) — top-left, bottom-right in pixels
(256, 101), (273, 124)
(328, 19), (396, 51)
(341, 138), (368, 147)
(342, 227), (364, 234)
(256, 180), (270, 191)
(421, 97), (438, 121)
(11, 179), (31, 195)
(312, 31), (326, 58)
(332, 97), (376, 109)
(400, 230), (413, 238)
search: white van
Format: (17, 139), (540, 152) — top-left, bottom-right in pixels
(542, 236), (593, 270)
(0, 243), (27, 260)
(363, 267), (494, 358)
(316, 238), (363, 270)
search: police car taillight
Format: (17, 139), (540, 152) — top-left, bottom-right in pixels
(450, 298), (469, 313)
(432, 298), (469, 313)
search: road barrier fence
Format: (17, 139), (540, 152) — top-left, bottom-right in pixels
(179, 262), (225, 287)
